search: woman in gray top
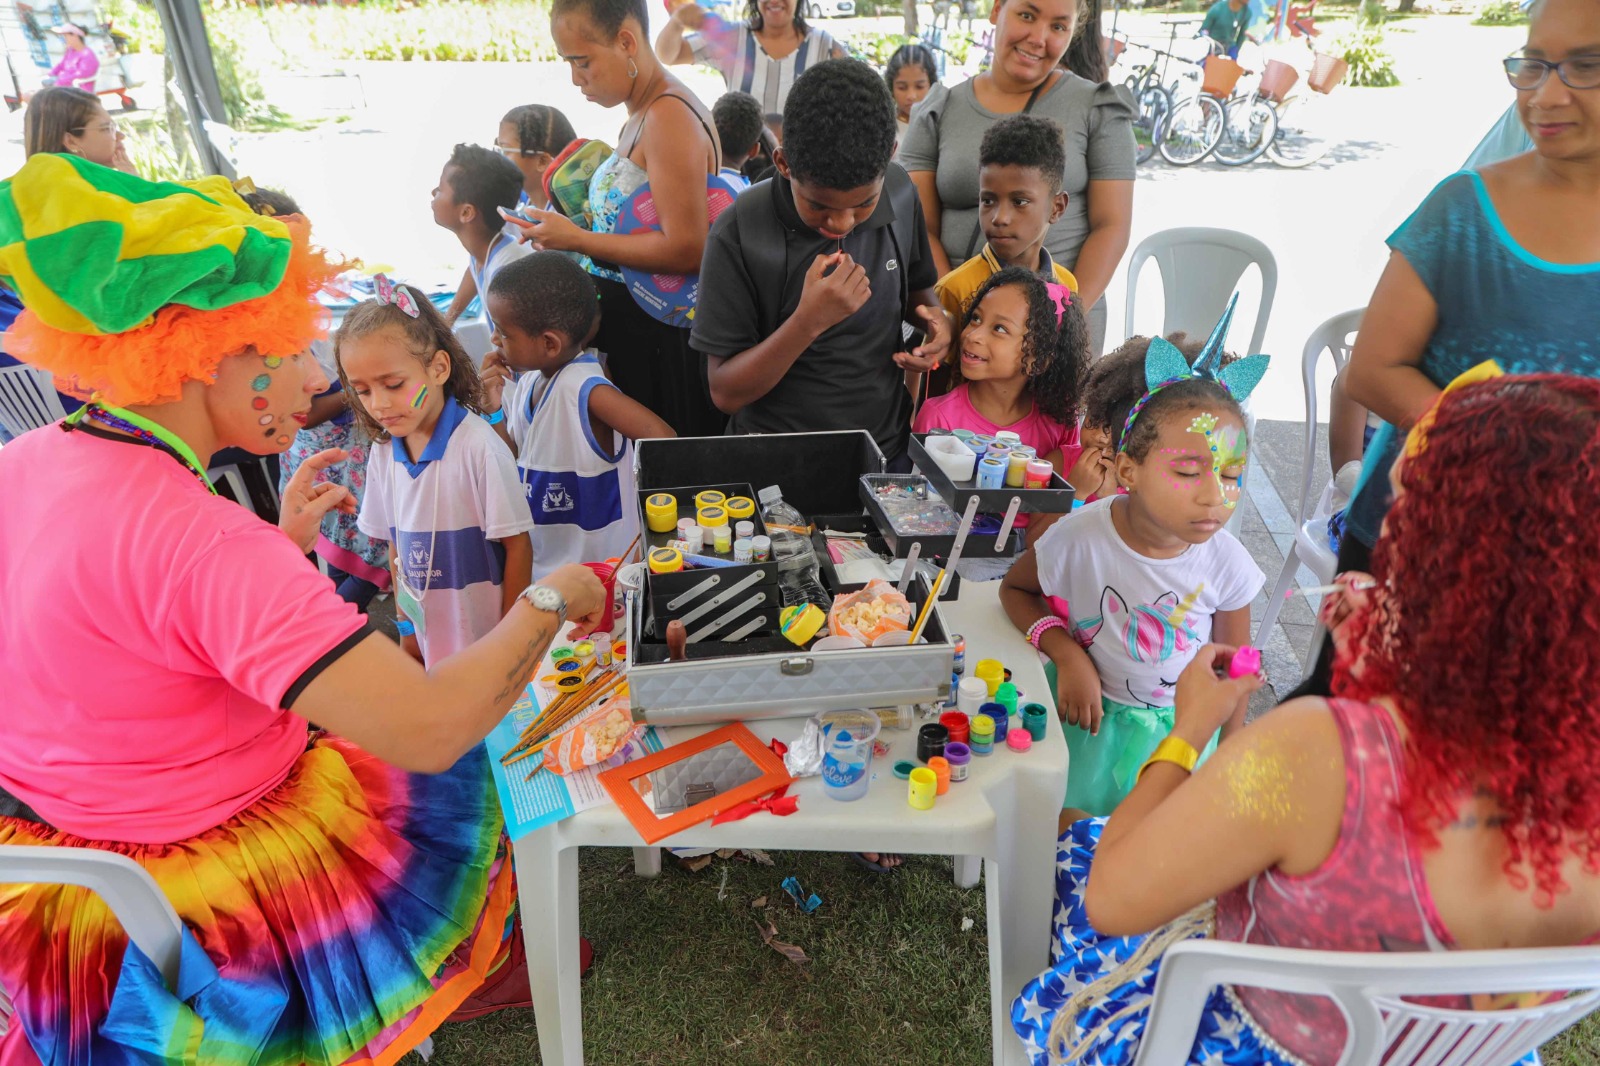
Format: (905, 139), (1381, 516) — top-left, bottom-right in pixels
(900, 0), (1136, 355)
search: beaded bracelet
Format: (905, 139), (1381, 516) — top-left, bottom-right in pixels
(395, 619), (416, 637)
(1026, 616), (1068, 650)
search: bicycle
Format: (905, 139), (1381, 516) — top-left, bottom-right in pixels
(1116, 39), (1175, 166)
(1211, 64), (1279, 167)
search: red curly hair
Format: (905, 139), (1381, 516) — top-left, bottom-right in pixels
(4, 216), (338, 407)
(1333, 374), (1600, 906)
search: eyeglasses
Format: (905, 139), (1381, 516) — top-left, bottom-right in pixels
(493, 140), (534, 157)
(68, 119), (119, 135)
(1503, 53), (1600, 91)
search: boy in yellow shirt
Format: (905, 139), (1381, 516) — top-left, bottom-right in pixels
(927, 115), (1079, 399)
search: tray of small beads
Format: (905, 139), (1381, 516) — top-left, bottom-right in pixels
(907, 431), (1077, 516)
(857, 474), (1021, 560)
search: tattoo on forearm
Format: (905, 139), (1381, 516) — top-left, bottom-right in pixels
(489, 623), (557, 706)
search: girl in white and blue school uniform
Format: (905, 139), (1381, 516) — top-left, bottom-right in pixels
(340, 276), (535, 664)
(478, 252), (675, 580)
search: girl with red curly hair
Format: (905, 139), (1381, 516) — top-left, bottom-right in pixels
(1010, 373), (1600, 1066)
(0, 156), (608, 1064)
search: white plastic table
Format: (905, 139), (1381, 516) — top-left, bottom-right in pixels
(510, 581), (1068, 1065)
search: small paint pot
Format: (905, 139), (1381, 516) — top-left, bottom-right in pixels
(1023, 703), (1049, 742)
(951, 428), (976, 443)
(917, 722), (949, 764)
(908, 767), (937, 810)
(697, 505), (728, 529)
(724, 496), (756, 521)
(939, 710), (970, 745)
(694, 490), (726, 510)
(1007, 729), (1033, 753)
(970, 714), (995, 755)
(994, 430), (1023, 448)
(554, 658), (584, 674)
(649, 546), (684, 574)
(686, 524), (705, 553)
(712, 525), (734, 554)
(944, 741), (971, 781)
(964, 434), (990, 456)
(554, 674), (586, 695)
(928, 756), (951, 795)
(594, 633), (614, 667)
(734, 520), (755, 540)
(1025, 459), (1053, 489)
(612, 639), (628, 662)
(893, 759), (916, 780)
(645, 492), (678, 533)
(1005, 450), (1029, 488)
(551, 644), (575, 660)
(995, 681), (1020, 717)
(677, 517), (696, 539)
(733, 537), (754, 563)
(981, 702), (1010, 743)
(752, 535), (772, 562)
(974, 659), (1004, 697)
(956, 677), (988, 716)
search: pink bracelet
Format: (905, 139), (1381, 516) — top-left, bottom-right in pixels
(1026, 616), (1068, 650)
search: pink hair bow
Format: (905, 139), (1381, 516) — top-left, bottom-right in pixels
(374, 274), (421, 319)
(1045, 282), (1072, 325)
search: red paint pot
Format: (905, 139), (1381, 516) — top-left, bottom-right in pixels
(939, 710), (970, 745)
(582, 561), (618, 627)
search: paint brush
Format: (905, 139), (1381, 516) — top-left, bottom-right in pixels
(1285, 578), (1377, 600)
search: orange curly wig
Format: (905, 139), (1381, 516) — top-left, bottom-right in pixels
(5, 216), (339, 407)
(1333, 374), (1600, 906)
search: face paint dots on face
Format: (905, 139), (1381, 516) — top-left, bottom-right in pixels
(251, 374), (271, 392)
(252, 397), (269, 410)
(1188, 412), (1244, 510)
(262, 356), (283, 369)
(276, 435), (292, 446)
(258, 414), (274, 426)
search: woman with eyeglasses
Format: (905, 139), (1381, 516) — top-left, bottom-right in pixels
(1289, 0), (1600, 699)
(22, 84), (135, 173)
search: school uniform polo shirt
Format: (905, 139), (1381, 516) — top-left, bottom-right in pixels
(690, 166), (937, 462)
(357, 397), (533, 664)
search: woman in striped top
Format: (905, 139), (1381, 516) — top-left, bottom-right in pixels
(655, 0), (845, 114)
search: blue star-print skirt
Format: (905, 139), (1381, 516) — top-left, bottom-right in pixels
(1012, 817), (1302, 1066)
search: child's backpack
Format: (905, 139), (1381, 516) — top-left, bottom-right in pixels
(542, 139), (613, 229)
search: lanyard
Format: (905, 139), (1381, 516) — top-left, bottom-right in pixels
(68, 403), (218, 495)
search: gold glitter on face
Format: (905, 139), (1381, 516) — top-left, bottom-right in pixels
(1222, 745), (1299, 826)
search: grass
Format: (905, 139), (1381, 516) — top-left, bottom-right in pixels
(432, 848), (1600, 1064)
(433, 847), (994, 1063)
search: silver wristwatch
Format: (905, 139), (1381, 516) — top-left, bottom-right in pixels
(520, 582), (568, 629)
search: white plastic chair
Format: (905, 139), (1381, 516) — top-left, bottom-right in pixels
(1133, 937), (1600, 1066)
(0, 845), (186, 1038)
(0, 365), (67, 437)
(1121, 226), (1278, 357)
(453, 309), (494, 370)
(1254, 308), (1363, 651)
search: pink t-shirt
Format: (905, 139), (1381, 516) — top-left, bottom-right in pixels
(0, 427), (367, 844)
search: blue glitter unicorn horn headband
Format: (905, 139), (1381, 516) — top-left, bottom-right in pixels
(1116, 292), (1271, 453)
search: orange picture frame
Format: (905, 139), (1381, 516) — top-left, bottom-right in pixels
(598, 722), (792, 845)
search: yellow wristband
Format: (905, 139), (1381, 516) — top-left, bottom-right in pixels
(1137, 735), (1200, 781)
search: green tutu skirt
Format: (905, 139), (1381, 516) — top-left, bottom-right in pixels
(1044, 662), (1219, 815)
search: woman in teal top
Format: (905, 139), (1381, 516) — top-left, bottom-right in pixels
(1297, 0), (1600, 696)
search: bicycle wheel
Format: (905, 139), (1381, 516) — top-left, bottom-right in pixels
(1266, 92), (1331, 169)
(1134, 84), (1172, 165)
(1158, 94), (1223, 166)
(1212, 94), (1279, 167)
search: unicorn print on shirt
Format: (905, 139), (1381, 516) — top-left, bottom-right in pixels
(1070, 585), (1204, 708)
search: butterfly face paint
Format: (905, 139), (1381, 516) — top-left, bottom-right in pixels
(1189, 413), (1247, 510)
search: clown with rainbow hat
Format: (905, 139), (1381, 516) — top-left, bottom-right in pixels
(0, 156), (608, 1064)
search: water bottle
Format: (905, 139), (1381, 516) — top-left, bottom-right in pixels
(758, 484), (831, 615)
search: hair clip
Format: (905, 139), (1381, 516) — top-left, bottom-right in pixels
(232, 176), (258, 196)
(1117, 292), (1271, 453)
(374, 273), (421, 319)
(1403, 359), (1503, 459)
(1044, 281), (1072, 326)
